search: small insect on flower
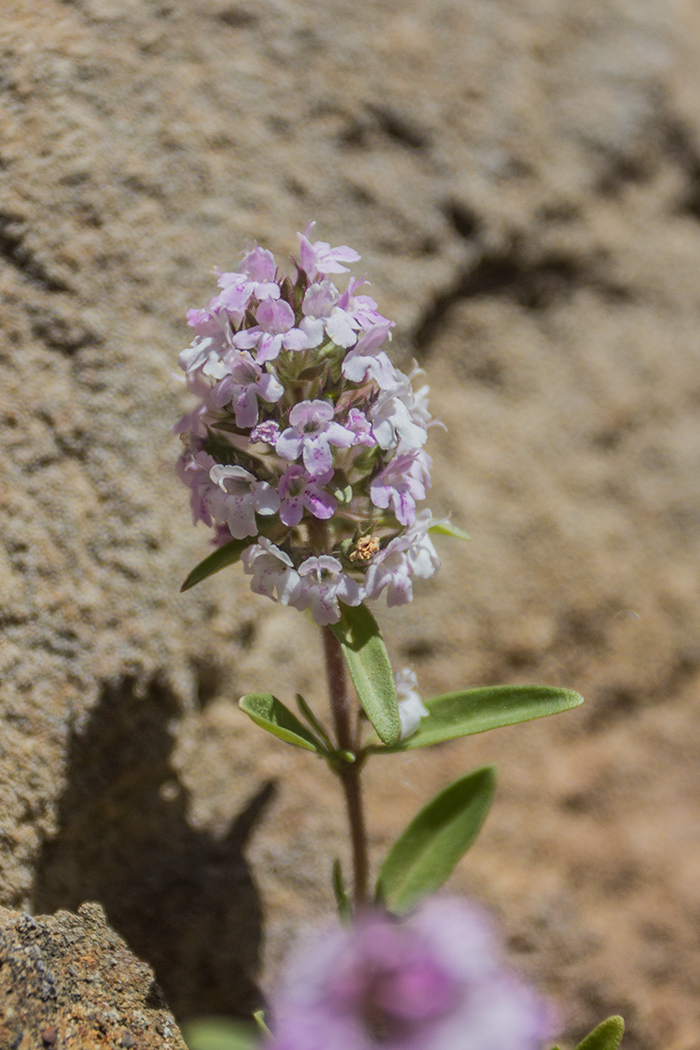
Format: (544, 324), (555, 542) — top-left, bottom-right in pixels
(174, 224), (441, 624)
(350, 536), (380, 563)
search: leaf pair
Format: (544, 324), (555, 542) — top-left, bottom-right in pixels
(239, 603), (584, 757)
(335, 602), (583, 751)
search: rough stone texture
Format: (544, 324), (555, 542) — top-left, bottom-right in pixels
(0, 902), (187, 1049)
(2, 0), (700, 1046)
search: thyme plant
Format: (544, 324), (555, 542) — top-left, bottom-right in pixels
(175, 225), (624, 1050)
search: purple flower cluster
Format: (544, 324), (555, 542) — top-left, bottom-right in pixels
(269, 898), (553, 1050)
(175, 224), (440, 625)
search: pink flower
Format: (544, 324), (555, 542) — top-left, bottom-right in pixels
(289, 555), (363, 626)
(394, 668), (429, 739)
(342, 323), (396, 389)
(176, 449), (217, 527)
(364, 511), (440, 606)
(270, 898), (553, 1050)
(210, 350), (284, 428)
(370, 450), (431, 527)
(278, 465), (337, 527)
(345, 407), (376, 447)
(208, 464), (280, 539)
(298, 221), (361, 281)
(234, 299), (308, 364)
(276, 400), (356, 477)
(300, 280), (358, 349)
(369, 375), (429, 451)
(179, 335), (228, 382)
(337, 276), (393, 331)
(218, 245), (281, 302)
(241, 538), (301, 604)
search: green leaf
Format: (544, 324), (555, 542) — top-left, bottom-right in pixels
(332, 858), (352, 925)
(331, 604), (400, 746)
(252, 1012), (271, 1038)
(373, 685), (584, 753)
(429, 520), (471, 540)
(239, 693), (323, 752)
(376, 766), (496, 913)
(181, 1017), (259, 1050)
(575, 1017), (624, 1050)
(296, 693), (334, 750)
(180, 538), (248, 592)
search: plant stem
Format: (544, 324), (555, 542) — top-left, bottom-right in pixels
(322, 625), (369, 909)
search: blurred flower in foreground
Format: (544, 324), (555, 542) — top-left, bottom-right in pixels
(174, 223), (441, 624)
(269, 898), (553, 1050)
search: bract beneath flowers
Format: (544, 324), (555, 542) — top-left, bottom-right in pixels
(174, 223), (441, 625)
(269, 897), (553, 1050)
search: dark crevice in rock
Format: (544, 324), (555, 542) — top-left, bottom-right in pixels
(30, 315), (100, 355)
(215, 6), (259, 28)
(664, 120), (700, 220)
(413, 239), (631, 354)
(0, 212), (71, 293)
(32, 674), (276, 1020)
(366, 104), (430, 151)
(443, 200), (480, 240)
(597, 153), (653, 197)
(585, 645), (700, 732)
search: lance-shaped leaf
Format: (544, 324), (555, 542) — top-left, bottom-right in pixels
(331, 604), (400, 746)
(180, 537), (248, 592)
(372, 685), (583, 753)
(429, 520), (471, 540)
(376, 766), (496, 914)
(575, 1017), (625, 1050)
(239, 693), (323, 752)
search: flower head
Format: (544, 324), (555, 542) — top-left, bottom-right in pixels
(269, 898), (553, 1050)
(174, 225), (443, 624)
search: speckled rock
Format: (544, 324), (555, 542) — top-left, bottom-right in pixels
(0, 902), (187, 1049)
(3, 0), (700, 1047)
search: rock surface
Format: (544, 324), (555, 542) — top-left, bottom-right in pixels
(0, 902), (187, 1049)
(2, 0), (700, 1046)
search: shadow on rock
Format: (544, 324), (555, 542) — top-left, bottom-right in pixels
(32, 675), (275, 1020)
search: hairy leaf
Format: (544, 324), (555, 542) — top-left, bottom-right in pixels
(575, 1017), (625, 1050)
(376, 766), (496, 913)
(239, 693), (322, 752)
(180, 538), (248, 592)
(373, 685), (583, 753)
(331, 604), (400, 746)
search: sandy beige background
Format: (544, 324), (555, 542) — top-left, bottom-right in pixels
(2, 0), (700, 1046)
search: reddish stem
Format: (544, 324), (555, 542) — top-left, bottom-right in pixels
(322, 625), (369, 908)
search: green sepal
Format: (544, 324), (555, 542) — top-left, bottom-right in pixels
(331, 604), (400, 746)
(332, 858), (352, 925)
(376, 766), (496, 914)
(329, 482), (354, 504)
(239, 693), (323, 752)
(372, 685), (584, 753)
(180, 538), (248, 592)
(429, 520), (471, 540)
(297, 361), (329, 381)
(575, 1017), (625, 1050)
(180, 1017), (259, 1050)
